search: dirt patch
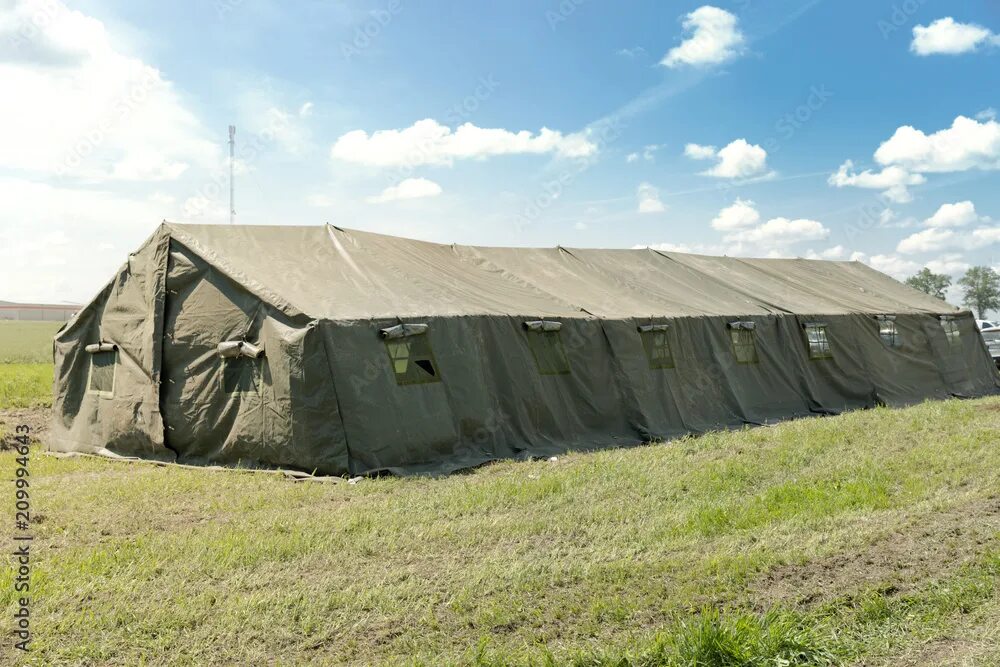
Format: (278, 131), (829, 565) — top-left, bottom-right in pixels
(752, 496), (1000, 609)
(0, 406), (49, 450)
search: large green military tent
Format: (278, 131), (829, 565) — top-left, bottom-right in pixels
(50, 222), (999, 475)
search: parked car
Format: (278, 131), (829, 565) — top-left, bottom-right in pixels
(981, 326), (1000, 368)
(976, 319), (997, 330)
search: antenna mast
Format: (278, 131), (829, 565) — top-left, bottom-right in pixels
(228, 125), (236, 224)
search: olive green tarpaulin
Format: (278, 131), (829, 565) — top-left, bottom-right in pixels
(49, 223), (1000, 476)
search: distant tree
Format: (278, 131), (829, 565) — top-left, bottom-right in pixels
(905, 268), (951, 300)
(958, 266), (1000, 319)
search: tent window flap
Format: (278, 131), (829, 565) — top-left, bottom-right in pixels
(87, 350), (117, 396)
(877, 316), (901, 348)
(524, 323), (570, 375)
(802, 323), (833, 360)
(940, 317), (961, 349)
(385, 332), (440, 385)
(727, 322), (759, 364)
(639, 326), (675, 369)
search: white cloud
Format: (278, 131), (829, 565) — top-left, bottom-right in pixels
(923, 201), (980, 228)
(299, 101), (314, 117)
(873, 115), (1000, 173)
(827, 160), (926, 203)
(977, 108), (997, 122)
(0, 178), (161, 302)
(711, 198), (760, 231)
(926, 253), (970, 276)
(627, 144), (663, 163)
(724, 217), (829, 247)
(684, 143), (718, 160)
(331, 119), (597, 167)
(814, 245), (846, 260)
(686, 139), (771, 179)
(661, 5), (745, 68)
(911, 17), (998, 56)
(365, 177), (443, 204)
(829, 115), (1000, 202)
(866, 254), (920, 280)
(897, 227), (956, 254)
(626, 153), (639, 163)
(637, 182), (666, 213)
(0, 0), (218, 181)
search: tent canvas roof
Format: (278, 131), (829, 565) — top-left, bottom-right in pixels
(163, 222), (958, 321)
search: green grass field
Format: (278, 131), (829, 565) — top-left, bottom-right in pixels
(0, 320), (60, 364)
(0, 320), (57, 410)
(1, 397), (998, 665)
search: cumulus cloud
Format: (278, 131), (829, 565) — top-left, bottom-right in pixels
(365, 177), (442, 204)
(0, 0), (218, 181)
(925, 253), (971, 276)
(661, 5), (745, 68)
(685, 139), (771, 179)
(873, 115), (1000, 173)
(684, 143), (718, 160)
(923, 201), (980, 228)
(911, 17), (999, 56)
(803, 245), (847, 260)
(866, 254), (920, 280)
(829, 115), (1000, 202)
(637, 182), (666, 213)
(711, 198), (760, 231)
(724, 217), (829, 247)
(331, 119), (597, 167)
(827, 160), (926, 203)
(897, 227), (956, 254)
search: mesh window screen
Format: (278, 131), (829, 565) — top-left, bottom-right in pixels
(526, 330), (571, 375)
(803, 324), (833, 360)
(940, 319), (961, 350)
(639, 328), (675, 369)
(878, 319), (901, 348)
(88, 351), (116, 395)
(729, 328), (759, 364)
(384, 334), (441, 385)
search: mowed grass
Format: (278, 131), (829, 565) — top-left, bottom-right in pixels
(1, 398), (999, 665)
(0, 320), (58, 410)
(0, 320), (60, 364)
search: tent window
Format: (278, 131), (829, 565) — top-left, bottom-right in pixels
(88, 351), (117, 396)
(879, 319), (901, 348)
(639, 328), (675, 369)
(803, 324), (833, 360)
(728, 324), (759, 365)
(526, 330), (571, 375)
(385, 335), (440, 385)
(222, 358), (259, 394)
(940, 319), (961, 350)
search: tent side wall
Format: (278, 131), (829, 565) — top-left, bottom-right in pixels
(316, 310), (997, 476)
(50, 228), (173, 460)
(158, 240), (351, 475)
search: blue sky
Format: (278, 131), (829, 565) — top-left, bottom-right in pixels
(1, 0), (999, 305)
